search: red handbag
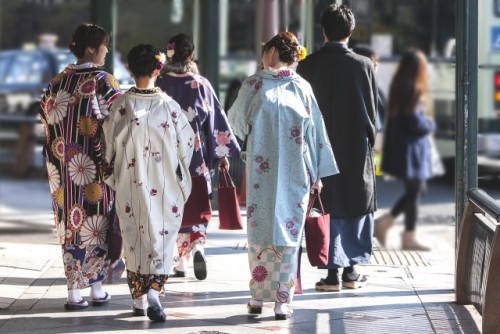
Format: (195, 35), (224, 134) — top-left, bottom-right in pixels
(304, 190), (330, 267)
(217, 167), (243, 230)
(181, 175), (212, 227)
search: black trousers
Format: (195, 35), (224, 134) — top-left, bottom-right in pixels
(390, 179), (426, 231)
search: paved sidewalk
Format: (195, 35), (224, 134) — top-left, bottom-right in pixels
(0, 179), (482, 333)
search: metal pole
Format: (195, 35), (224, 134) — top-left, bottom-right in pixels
(455, 0), (478, 243)
(90, 0), (116, 75)
(198, 0), (220, 96)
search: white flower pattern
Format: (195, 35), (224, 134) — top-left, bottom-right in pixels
(47, 91), (70, 124)
(80, 215), (108, 244)
(68, 153), (96, 186)
(46, 162), (60, 193)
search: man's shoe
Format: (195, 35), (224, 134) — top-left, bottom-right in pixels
(315, 278), (341, 292)
(341, 274), (367, 289)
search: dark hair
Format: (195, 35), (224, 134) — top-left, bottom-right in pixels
(353, 43), (375, 59)
(167, 33), (195, 62)
(321, 4), (355, 42)
(69, 23), (109, 58)
(262, 31), (300, 65)
(127, 44), (162, 78)
(388, 48), (428, 117)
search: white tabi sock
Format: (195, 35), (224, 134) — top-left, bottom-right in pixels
(68, 288), (83, 303)
(90, 282), (106, 300)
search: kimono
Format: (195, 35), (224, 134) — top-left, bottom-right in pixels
(228, 68), (338, 303)
(39, 63), (122, 290)
(103, 87), (194, 296)
(156, 72), (240, 259)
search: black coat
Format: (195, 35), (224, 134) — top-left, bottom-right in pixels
(297, 43), (378, 218)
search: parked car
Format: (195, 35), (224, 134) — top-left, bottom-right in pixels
(0, 47), (133, 177)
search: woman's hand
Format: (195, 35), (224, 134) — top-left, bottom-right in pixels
(219, 156), (230, 170)
(312, 178), (323, 194)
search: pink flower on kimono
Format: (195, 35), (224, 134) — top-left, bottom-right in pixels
(150, 189), (158, 196)
(259, 161), (269, 171)
(286, 220), (295, 229)
(290, 228), (298, 237)
(247, 205), (255, 218)
(195, 163), (208, 176)
(290, 127), (301, 138)
(172, 204), (180, 216)
(254, 155), (264, 163)
(273, 69), (292, 78)
(295, 137), (302, 144)
(252, 79), (263, 94)
(215, 131), (231, 145)
(186, 78), (202, 89)
(252, 265), (268, 282)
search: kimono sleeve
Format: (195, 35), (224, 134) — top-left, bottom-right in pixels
(95, 71), (123, 120)
(173, 100), (195, 177)
(304, 87), (339, 180)
(101, 99), (123, 190)
(227, 77), (256, 141)
(38, 83), (53, 161)
(200, 79), (241, 170)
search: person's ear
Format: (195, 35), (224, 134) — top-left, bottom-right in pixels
(86, 47), (95, 56)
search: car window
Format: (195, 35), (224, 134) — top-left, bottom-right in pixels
(4, 53), (48, 84)
(54, 51), (76, 72)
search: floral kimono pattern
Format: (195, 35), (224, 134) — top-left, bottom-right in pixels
(39, 64), (122, 289)
(228, 68), (338, 302)
(103, 87), (194, 276)
(156, 73), (240, 257)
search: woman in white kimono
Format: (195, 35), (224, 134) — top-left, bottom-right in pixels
(103, 44), (194, 322)
(228, 32), (339, 320)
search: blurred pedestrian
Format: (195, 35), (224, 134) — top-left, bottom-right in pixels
(103, 44), (195, 321)
(376, 48), (434, 251)
(156, 33), (240, 280)
(297, 4), (378, 292)
(229, 31), (338, 320)
(39, 23), (122, 310)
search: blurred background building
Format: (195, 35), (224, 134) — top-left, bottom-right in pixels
(1, 0), (499, 180)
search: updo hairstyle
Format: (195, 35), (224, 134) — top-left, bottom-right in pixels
(127, 44), (162, 78)
(263, 32), (300, 65)
(167, 33), (195, 63)
(69, 23), (109, 58)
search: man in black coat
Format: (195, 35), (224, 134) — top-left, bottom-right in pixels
(297, 4), (378, 292)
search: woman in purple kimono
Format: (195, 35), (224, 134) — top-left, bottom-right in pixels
(156, 33), (240, 280)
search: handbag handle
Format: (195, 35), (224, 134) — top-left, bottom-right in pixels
(307, 189), (326, 215)
(218, 167), (235, 188)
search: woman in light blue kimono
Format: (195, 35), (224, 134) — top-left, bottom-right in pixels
(228, 32), (338, 320)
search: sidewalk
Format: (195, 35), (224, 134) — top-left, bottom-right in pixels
(0, 179), (482, 333)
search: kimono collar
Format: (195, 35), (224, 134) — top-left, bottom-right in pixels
(261, 67), (297, 80)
